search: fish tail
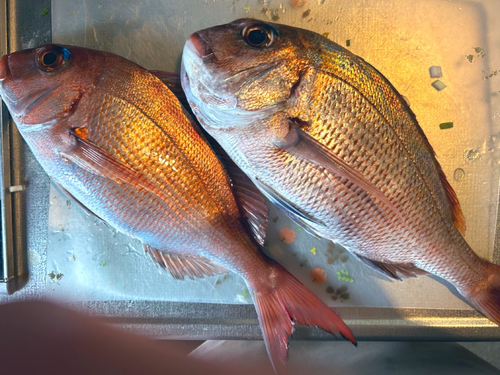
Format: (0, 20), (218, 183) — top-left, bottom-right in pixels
(248, 261), (356, 374)
(467, 263), (500, 325)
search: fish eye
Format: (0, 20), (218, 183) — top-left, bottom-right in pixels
(242, 24), (276, 48)
(36, 45), (71, 72)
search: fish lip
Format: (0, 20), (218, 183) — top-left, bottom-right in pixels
(0, 54), (10, 82)
(186, 33), (214, 59)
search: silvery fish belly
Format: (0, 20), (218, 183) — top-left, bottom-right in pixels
(181, 19), (500, 326)
(0, 44), (356, 375)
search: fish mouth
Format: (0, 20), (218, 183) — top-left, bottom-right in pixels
(0, 54), (10, 82)
(186, 33), (214, 59)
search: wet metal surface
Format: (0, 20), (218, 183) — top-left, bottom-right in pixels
(1, 0), (500, 339)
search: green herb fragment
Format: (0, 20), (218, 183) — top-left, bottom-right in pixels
(41, 8), (49, 15)
(346, 39), (350, 47)
(337, 269), (354, 282)
(439, 122), (454, 130)
(466, 54), (474, 63)
(428, 66), (442, 78)
(431, 80), (446, 91)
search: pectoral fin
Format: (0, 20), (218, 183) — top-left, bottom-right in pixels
(253, 178), (324, 238)
(273, 119), (402, 219)
(65, 128), (169, 202)
(355, 253), (428, 281)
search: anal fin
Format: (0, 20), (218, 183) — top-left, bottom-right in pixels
(144, 245), (228, 280)
(356, 254), (428, 281)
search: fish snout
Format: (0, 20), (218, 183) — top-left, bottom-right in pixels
(186, 33), (214, 59)
(0, 54), (10, 82)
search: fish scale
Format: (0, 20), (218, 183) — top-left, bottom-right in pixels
(182, 18), (500, 335)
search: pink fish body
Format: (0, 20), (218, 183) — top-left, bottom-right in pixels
(0, 44), (356, 374)
(181, 19), (500, 327)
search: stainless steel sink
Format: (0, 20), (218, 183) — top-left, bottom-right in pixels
(1, 0), (500, 341)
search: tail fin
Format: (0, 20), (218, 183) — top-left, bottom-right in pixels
(468, 263), (500, 325)
(249, 263), (356, 375)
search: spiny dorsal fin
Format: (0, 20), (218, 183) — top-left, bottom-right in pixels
(144, 245), (228, 280)
(396, 91), (466, 235)
(208, 140), (269, 247)
(356, 254), (428, 281)
(147, 71), (270, 245)
(149, 70), (185, 101)
(438, 168), (466, 235)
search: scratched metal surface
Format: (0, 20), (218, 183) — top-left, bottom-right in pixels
(42, 0), (500, 311)
(0, 0), (51, 296)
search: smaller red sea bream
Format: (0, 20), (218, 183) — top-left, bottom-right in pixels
(0, 44), (355, 375)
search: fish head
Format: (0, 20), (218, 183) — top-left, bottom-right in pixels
(0, 44), (105, 127)
(182, 18), (314, 129)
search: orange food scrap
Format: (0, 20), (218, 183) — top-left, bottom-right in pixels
(310, 268), (327, 284)
(291, 0), (307, 7)
(279, 227), (296, 244)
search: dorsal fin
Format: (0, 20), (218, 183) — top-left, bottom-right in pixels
(356, 253), (428, 281)
(149, 70), (185, 99)
(149, 70), (269, 245)
(144, 245), (228, 280)
(208, 140), (269, 247)
(438, 168), (466, 235)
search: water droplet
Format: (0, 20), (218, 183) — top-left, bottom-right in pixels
(465, 149), (481, 162)
(454, 168), (465, 181)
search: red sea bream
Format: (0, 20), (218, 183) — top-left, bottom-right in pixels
(181, 19), (500, 330)
(0, 44), (355, 375)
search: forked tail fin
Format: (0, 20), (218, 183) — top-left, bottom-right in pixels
(467, 263), (500, 326)
(249, 263), (356, 374)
